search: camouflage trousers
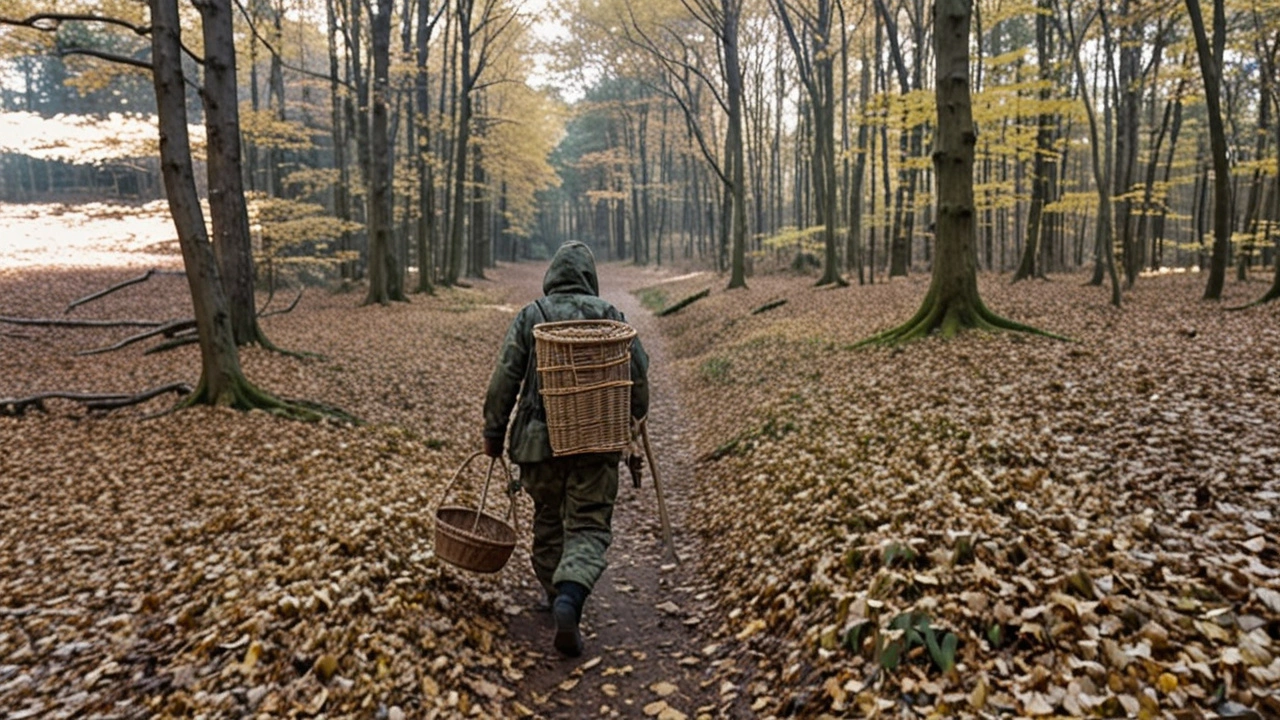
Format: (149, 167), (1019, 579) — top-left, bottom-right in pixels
(519, 454), (619, 593)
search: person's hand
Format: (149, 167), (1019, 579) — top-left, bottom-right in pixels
(484, 436), (503, 458)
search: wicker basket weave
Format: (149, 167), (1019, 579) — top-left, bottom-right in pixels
(533, 319), (636, 456)
(434, 452), (518, 574)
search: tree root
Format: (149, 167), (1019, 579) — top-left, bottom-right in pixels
(1226, 285), (1280, 311)
(855, 294), (1069, 347)
(177, 374), (359, 424)
(1, 383), (192, 417)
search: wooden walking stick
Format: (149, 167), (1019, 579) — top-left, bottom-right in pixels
(639, 419), (679, 564)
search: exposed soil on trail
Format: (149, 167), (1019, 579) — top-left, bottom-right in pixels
(498, 262), (726, 720)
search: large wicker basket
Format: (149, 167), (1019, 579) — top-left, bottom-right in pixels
(534, 319), (636, 456)
(434, 452), (518, 574)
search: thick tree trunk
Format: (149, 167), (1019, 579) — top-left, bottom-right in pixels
(149, 0), (270, 408)
(860, 0), (1056, 345)
(197, 0), (267, 347)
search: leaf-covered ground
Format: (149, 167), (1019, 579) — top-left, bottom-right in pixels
(0, 237), (719, 718)
(2, 214), (1279, 719)
(642, 270), (1280, 719)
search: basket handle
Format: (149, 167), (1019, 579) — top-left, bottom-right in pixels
(435, 451), (519, 531)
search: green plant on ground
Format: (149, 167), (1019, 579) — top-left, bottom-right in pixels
(842, 611), (959, 674)
(637, 287), (668, 313)
(699, 356), (732, 383)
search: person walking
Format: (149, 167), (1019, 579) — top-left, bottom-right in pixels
(483, 241), (650, 657)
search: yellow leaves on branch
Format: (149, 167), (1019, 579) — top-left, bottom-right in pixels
(238, 106), (315, 152)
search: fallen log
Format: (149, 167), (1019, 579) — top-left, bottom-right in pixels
(751, 299), (788, 315)
(656, 288), (710, 317)
(77, 319), (196, 356)
(63, 268), (183, 314)
(0, 316), (164, 328)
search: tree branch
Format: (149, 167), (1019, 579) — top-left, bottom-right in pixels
(0, 316), (165, 328)
(77, 319), (196, 356)
(232, 0), (351, 89)
(57, 47), (153, 71)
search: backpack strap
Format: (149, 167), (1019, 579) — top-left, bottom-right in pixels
(522, 299), (549, 406)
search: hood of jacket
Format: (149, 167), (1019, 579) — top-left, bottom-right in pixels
(542, 241), (600, 297)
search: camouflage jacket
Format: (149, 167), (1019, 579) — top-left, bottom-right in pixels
(483, 242), (650, 465)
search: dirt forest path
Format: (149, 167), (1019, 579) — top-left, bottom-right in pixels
(497, 261), (723, 720)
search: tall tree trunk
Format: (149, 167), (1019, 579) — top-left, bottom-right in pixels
(860, 0), (1055, 344)
(197, 0), (265, 346)
(446, 0), (474, 287)
(1186, 0), (1231, 299)
(724, 0), (748, 289)
(414, 0), (436, 293)
(1064, 5), (1121, 306)
(150, 0), (289, 410)
(363, 0), (403, 305)
(326, 0), (353, 283)
(1014, 0), (1054, 282)
(849, 45), (871, 284)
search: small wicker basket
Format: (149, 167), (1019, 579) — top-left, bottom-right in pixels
(434, 452), (518, 573)
(533, 319), (636, 456)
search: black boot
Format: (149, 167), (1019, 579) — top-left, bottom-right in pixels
(552, 581), (588, 657)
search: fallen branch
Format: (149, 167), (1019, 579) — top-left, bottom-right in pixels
(77, 319), (196, 356)
(0, 316), (164, 328)
(656, 288), (711, 317)
(64, 268), (172, 313)
(1, 331), (35, 340)
(0, 383), (193, 416)
(751, 299), (788, 315)
(259, 289), (303, 318)
(2, 391), (132, 417)
(145, 335), (199, 355)
(84, 382), (192, 411)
